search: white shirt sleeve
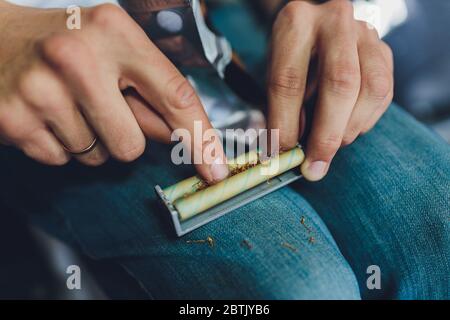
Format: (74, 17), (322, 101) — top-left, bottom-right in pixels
(6, 0), (117, 8)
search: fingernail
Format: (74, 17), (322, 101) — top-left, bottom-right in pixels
(210, 157), (229, 182)
(302, 160), (328, 181)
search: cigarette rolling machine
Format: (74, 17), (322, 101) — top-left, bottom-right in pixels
(156, 147), (305, 237)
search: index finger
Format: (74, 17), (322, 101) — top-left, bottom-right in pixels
(267, 2), (316, 151)
(125, 43), (229, 184)
(301, 14), (361, 181)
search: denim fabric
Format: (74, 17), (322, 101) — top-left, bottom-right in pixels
(0, 104), (448, 299)
(296, 106), (450, 299)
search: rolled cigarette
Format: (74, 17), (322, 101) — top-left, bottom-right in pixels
(227, 150), (259, 169)
(174, 147), (304, 221)
(163, 150), (259, 202)
(163, 176), (204, 203)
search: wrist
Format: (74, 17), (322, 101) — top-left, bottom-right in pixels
(0, 5), (68, 59)
(1, 3), (67, 30)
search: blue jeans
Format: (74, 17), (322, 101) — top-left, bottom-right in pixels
(0, 104), (448, 299)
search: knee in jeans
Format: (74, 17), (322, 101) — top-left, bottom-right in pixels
(236, 255), (361, 300)
(391, 200), (449, 298)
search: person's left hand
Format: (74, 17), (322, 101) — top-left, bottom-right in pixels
(267, 0), (394, 181)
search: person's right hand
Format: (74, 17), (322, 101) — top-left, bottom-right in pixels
(0, 2), (229, 183)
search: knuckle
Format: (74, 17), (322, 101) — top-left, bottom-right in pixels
(278, 1), (311, 26)
(80, 154), (108, 167)
(387, 90), (394, 106)
(18, 69), (67, 113)
(357, 20), (379, 38)
(269, 68), (305, 99)
(88, 3), (126, 29)
(341, 137), (354, 147)
(19, 128), (70, 166)
(280, 137), (300, 151)
(347, 124), (361, 137)
(365, 70), (392, 101)
(361, 124), (374, 135)
(36, 147), (70, 166)
(324, 65), (360, 96)
(18, 70), (59, 109)
(361, 103), (391, 135)
(49, 154), (70, 166)
(113, 138), (145, 162)
(329, 0), (354, 18)
(37, 98), (65, 116)
(342, 130), (359, 146)
(316, 134), (342, 153)
(0, 120), (32, 146)
(18, 69), (44, 99)
(40, 34), (83, 68)
(381, 42), (394, 61)
(165, 75), (199, 112)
